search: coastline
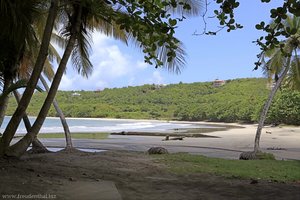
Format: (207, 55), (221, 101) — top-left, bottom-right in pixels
(30, 123), (299, 160)
(5, 116), (299, 160)
(4, 115), (252, 125)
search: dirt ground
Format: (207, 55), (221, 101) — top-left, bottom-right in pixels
(0, 150), (300, 200)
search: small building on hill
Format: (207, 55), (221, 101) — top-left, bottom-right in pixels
(72, 92), (81, 96)
(213, 79), (226, 87)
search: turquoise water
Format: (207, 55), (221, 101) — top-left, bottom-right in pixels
(1, 116), (220, 134)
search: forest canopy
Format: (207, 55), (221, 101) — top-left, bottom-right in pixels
(6, 78), (300, 125)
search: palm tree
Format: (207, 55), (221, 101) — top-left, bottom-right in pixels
(0, 0), (59, 156)
(13, 90), (49, 153)
(0, 0), (73, 151)
(39, 75), (73, 149)
(16, 29), (74, 150)
(4, 0), (201, 157)
(240, 15), (300, 159)
(0, 0), (43, 128)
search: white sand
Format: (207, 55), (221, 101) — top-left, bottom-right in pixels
(35, 122), (300, 160)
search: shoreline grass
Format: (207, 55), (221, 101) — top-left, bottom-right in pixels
(38, 132), (110, 140)
(156, 153), (300, 182)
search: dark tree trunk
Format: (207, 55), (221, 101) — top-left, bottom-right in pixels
(5, 8), (82, 157)
(40, 75), (73, 149)
(13, 90), (49, 154)
(0, 78), (12, 127)
(253, 58), (291, 153)
(239, 56), (292, 160)
(0, 0), (58, 157)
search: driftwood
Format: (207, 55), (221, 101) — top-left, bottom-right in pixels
(111, 131), (219, 138)
(162, 135), (185, 141)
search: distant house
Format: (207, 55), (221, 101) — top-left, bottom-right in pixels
(155, 84), (167, 90)
(72, 92), (81, 96)
(213, 79), (225, 87)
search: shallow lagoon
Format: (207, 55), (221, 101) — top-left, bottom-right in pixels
(1, 116), (225, 134)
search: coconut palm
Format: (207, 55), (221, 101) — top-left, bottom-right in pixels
(240, 15), (300, 159)
(0, 0), (58, 156)
(4, 0), (201, 157)
(13, 90), (50, 153)
(0, 0), (44, 128)
(0, 0), (73, 150)
(16, 29), (75, 150)
(39, 75), (73, 149)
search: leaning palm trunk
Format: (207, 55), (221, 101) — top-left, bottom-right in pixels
(40, 75), (73, 149)
(0, 78), (12, 127)
(0, 0), (58, 157)
(5, 8), (82, 157)
(253, 56), (291, 153)
(13, 90), (49, 153)
(239, 57), (292, 160)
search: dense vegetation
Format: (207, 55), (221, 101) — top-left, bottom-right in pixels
(6, 78), (300, 125)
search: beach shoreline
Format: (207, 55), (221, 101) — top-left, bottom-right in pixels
(4, 123), (300, 200)
(5, 117), (299, 160)
(23, 122), (299, 160)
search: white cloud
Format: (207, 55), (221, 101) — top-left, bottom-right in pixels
(151, 71), (164, 84)
(136, 61), (148, 69)
(59, 75), (74, 90)
(57, 32), (167, 90)
(94, 45), (130, 78)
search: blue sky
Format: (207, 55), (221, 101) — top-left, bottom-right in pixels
(58, 0), (282, 91)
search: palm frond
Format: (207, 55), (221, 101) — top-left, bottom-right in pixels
(71, 29), (93, 77)
(18, 54), (33, 80)
(157, 40), (186, 74)
(126, 31), (186, 74)
(51, 32), (67, 50)
(88, 18), (128, 44)
(285, 57), (300, 90)
(85, 0), (128, 44)
(48, 42), (62, 64)
(43, 58), (55, 81)
(0, 79), (43, 99)
(168, 0), (202, 17)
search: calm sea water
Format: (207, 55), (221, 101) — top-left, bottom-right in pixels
(0, 116), (219, 134)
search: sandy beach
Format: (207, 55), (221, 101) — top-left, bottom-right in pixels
(36, 122), (300, 160)
(3, 122), (300, 200)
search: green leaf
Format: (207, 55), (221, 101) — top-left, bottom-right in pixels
(169, 19), (177, 26)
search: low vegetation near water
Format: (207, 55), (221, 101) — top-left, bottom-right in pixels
(6, 78), (300, 125)
(156, 153), (300, 182)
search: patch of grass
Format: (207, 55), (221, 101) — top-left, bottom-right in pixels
(256, 152), (276, 160)
(38, 132), (109, 140)
(155, 153), (300, 182)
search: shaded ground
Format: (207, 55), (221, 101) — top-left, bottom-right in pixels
(0, 150), (299, 200)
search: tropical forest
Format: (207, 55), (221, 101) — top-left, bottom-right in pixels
(1, 0), (300, 199)
(6, 78), (300, 125)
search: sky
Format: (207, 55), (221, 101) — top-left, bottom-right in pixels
(57, 0), (283, 91)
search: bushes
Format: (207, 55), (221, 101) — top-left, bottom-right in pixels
(6, 78), (300, 125)
(267, 90), (300, 125)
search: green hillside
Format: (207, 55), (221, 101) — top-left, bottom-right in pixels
(6, 78), (300, 124)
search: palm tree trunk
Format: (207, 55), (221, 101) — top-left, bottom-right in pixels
(13, 90), (49, 153)
(5, 8), (82, 157)
(0, 77), (12, 127)
(40, 75), (73, 149)
(0, 0), (58, 157)
(253, 57), (291, 153)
